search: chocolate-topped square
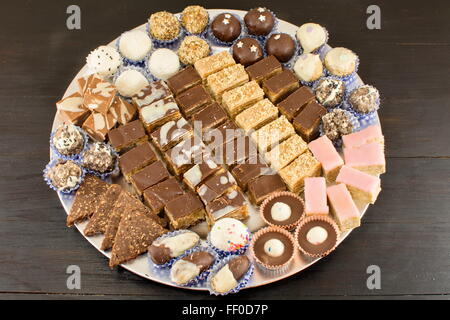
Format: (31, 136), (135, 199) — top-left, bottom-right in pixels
(176, 84), (213, 118)
(263, 69), (299, 103)
(167, 66), (202, 96)
(278, 86), (315, 121)
(293, 101), (327, 142)
(150, 117), (193, 151)
(143, 177), (185, 214)
(130, 160), (170, 195)
(108, 120), (147, 152)
(246, 55), (282, 84)
(132, 80), (171, 109)
(119, 141), (157, 180)
(191, 102), (228, 133)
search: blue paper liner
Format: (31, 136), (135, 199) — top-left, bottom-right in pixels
(320, 108), (361, 148)
(169, 245), (219, 287)
(263, 32), (300, 69)
(243, 8), (278, 42)
(146, 21), (185, 50)
(115, 30), (153, 67)
(81, 142), (119, 180)
(293, 54), (327, 88)
(148, 230), (201, 269)
(113, 65), (154, 99)
(206, 254), (254, 296)
(312, 75), (349, 109)
(207, 229), (252, 259)
(43, 158), (86, 194)
(207, 12), (245, 47)
(50, 125), (89, 161)
(324, 49), (360, 87)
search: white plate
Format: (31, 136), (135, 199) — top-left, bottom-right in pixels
(52, 9), (376, 291)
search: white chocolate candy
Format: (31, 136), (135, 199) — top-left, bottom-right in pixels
(209, 218), (249, 251)
(86, 45), (121, 77)
(263, 238), (285, 257)
(324, 47), (358, 77)
(119, 30), (152, 61)
(270, 202), (292, 221)
(114, 69), (149, 97)
(153, 232), (200, 258)
(170, 259), (201, 285)
(211, 265), (238, 293)
(293, 53), (323, 83)
(296, 23), (327, 54)
(147, 49), (180, 80)
(306, 226), (328, 245)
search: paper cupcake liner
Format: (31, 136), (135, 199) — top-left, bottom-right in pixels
(43, 158), (86, 194)
(294, 215), (340, 258)
(312, 75), (349, 109)
(244, 8), (279, 42)
(49, 125), (89, 161)
(207, 12), (244, 47)
(207, 229), (252, 259)
(259, 191), (306, 231)
(148, 230), (202, 269)
(81, 143), (119, 180)
(263, 32), (300, 69)
(320, 108), (360, 148)
(206, 254), (254, 296)
(169, 245), (219, 287)
(115, 32), (152, 67)
(325, 51), (360, 86)
(146, 22), (185, 50)
(250, 226), (295, 275)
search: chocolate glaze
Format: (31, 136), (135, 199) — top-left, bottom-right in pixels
(244, 8), (275, 36)
(253, 231), (293, 266)
(263, 194), (304, 226)
(265, 33), (296, 63)
(296, 220), (338, 256)
(228, 255), (250, 280)
(232, 38), (263, 67)
(211, 13), (242, 42)
(182, 251), (215, 272)
(148, 244), (172, 264)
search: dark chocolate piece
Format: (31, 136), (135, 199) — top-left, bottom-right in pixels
(191, 102), (228, 133)
(231, 162), (270, 190)
(130, 160), (170, 195)
(232, 37), (263, 67)
(248, 173), (287, 205)
(167, 66), (202, 96)
(228, 255), (251, 280)
(198, 171), (238, 204)
(150, 117), (193, 151)
(278, 86), (315, 121)
(246, 55), (282, 84)
(143, 177), (185, 214)
(293, 101), (327, 142)
(244, 8), (275, 36)
(262, 69), (300, 103)
(67, 175), (110, 226)
(182, 251), (215, 272)
(119, 141), (157, 179)
(164, 192), (206, 229)
(211, 135), (258, 168)
(108, 120), (148, 152)
(176, 84), (213, 118)
(211, 13), (242, 43)
(265, 33), (296, 63)
(109, 209), (168, 268)
(253, 230), (294, 266)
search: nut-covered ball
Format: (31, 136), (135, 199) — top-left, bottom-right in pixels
(149, 11), (181, 41)
(177, 36), (210, 65)
(181, 5), (209, 34)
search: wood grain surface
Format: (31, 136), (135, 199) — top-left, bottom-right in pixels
(0, 0), (449, 299)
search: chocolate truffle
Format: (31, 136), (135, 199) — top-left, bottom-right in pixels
(296, 23), (328, 54)
(210, 255), (251, 293)
(148, 11), (181, 41)
(324, 47), (358, 77)
(148, 231), (200, 265)
(211, 13), (242, 43)
(181, 5), (209, 34)
(232, 37), (263, 67)
(321, 109), (357, 141)
(177, 36), (210, 65)
(261, 192), (305, 229)
(147, 48), (180, 80)
(251, 227), (294, 269)
(295, 215), (339, 257)
(293, 53), (323, 83)
(81, 142), (116, 174)
(244, 7), (275, 36)
(170, 251), (215, 285)
(114, 69), (149, 97)
(265, 33), (296, 63)
(118, 30), (152, 62)
(46, 160), (83, 192)
(86, 45), (121, 77)
(314, 78), (346, 108)
(348, 85), (380, 114)
(52, 123), (85, 157)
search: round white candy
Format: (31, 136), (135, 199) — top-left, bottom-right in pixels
(324, 47), (358, 76)
(306, 226), (328, 245)
(263, 239), (285, 258)
(270, 202), (292, 222)
(296, 23), (327, 54)
(293, 53), (323, 82)
(147, 49), (180, 80)
(114, 69), (149, 97)
(209, 218), (249, 251)
(86, 45), (121, 77)
(119, 30), (152, 61)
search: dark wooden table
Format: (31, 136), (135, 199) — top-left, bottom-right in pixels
(1, 0), (449, 300)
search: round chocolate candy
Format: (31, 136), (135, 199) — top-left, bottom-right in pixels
(211, 13), (242, 43)
(265, 33), (296, 63)
(295, 216), (339, 257)
(348, 85), (380, 114)
(315, 77), (346, 108)
(232, 37), (263, 67)
(252, 228), (294, 269)
(244, 7), (275, 36)
(260, 192), (305, 229)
